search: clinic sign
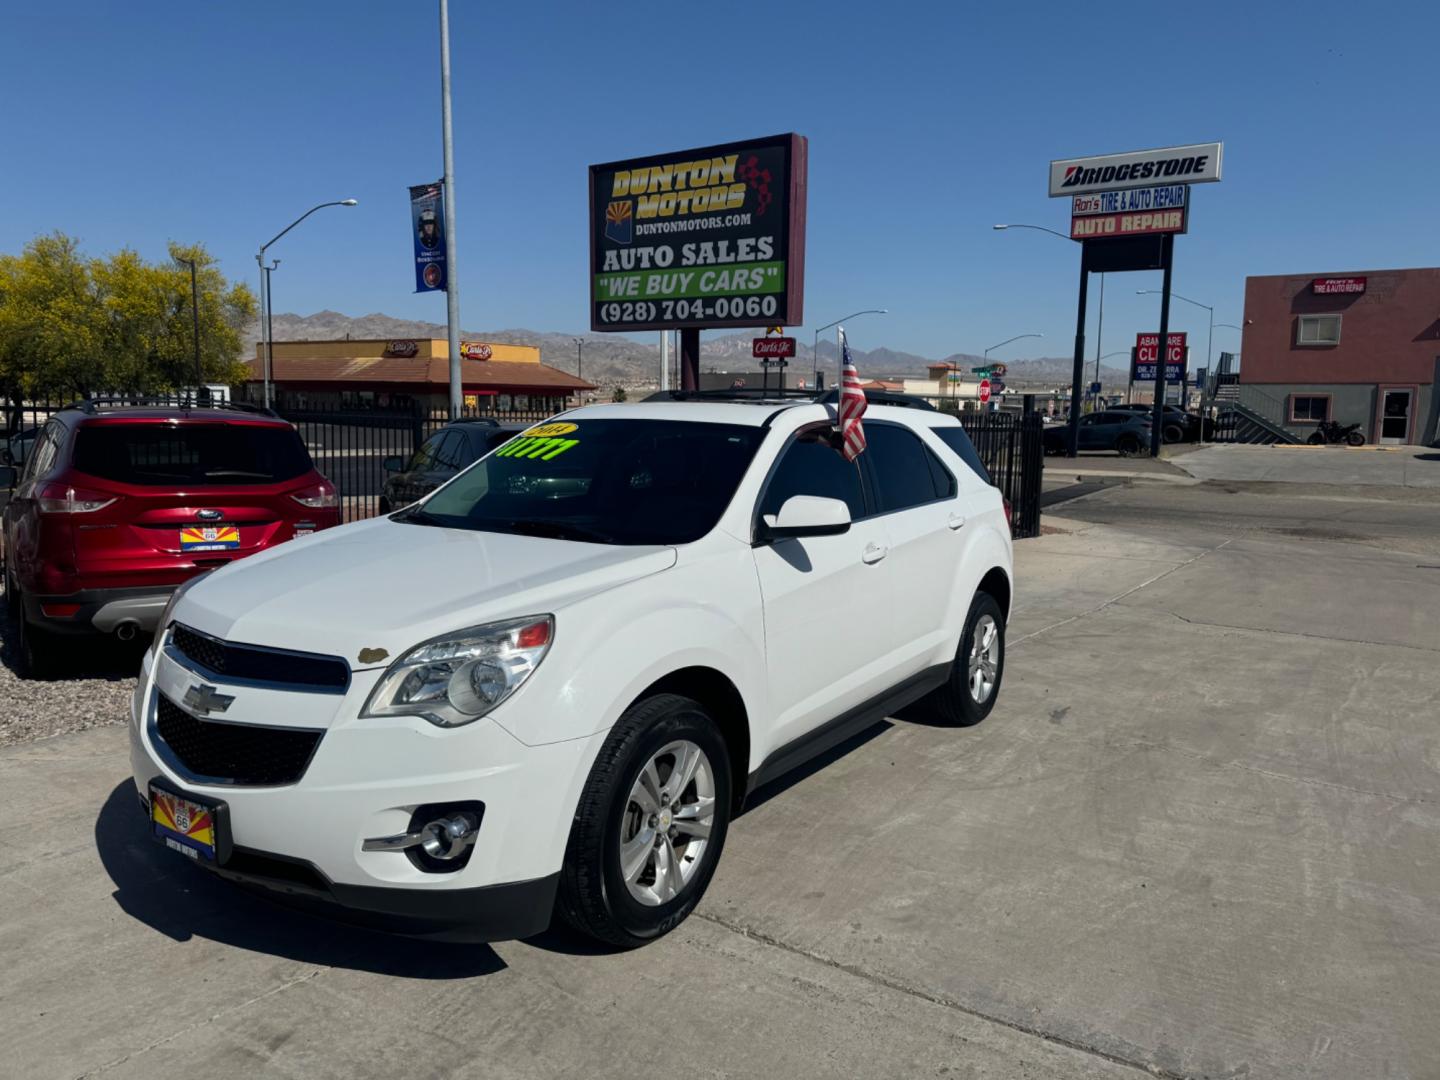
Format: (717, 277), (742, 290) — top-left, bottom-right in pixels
(1049, 143), (1222, 197)
(589, 133), (807, 332)
(1070, 184), (1189, 240)
(1132, 332), (1187, 383)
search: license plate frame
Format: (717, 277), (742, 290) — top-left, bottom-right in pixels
(148, 778), (232, 864)
(179, 525), (240, 552)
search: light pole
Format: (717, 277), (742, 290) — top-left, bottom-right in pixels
(438, 0), (462, 419)
(994, 224), (1106, 434)
(256, 199), (357, 409)
(572, 337), (584, 394)
(811, 309), (887, 388)
(983, 333), (1043, 409)
(1138, 288), (1213, 408)
(174, 256), (203, 397)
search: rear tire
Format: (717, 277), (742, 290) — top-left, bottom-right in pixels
(557, 693), (732, 948)
(1307, 432), (1325, 445)
(12, 590), (59, 680)
(920, 591), (1006, 727)
(1162, 424), (1184, 444)
(1346, 430), (1365, 447)
(1116, 434), (1141, 457)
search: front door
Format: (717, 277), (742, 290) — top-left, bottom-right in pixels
(1379, 390), (1413, 444)
(751, 427), (895, 755)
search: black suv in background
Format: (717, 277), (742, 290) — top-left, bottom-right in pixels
(1042, 410), (1153, 456)
(379, 418), (524, 512)
(1108, 404), (1201, 443)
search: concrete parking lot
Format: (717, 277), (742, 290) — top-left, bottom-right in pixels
(3, 479), (1440, 1079)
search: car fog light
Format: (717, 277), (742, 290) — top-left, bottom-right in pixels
(420, 812), (479, 861)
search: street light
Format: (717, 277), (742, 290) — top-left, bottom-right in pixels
(979, 333), (1042, 410)
(811, 309), (888, 386)
(993, 223), (1116, 418)
(572, 337), (584, 391)
(256, 199), (358, 408)
(1137, 288), (1215, 391)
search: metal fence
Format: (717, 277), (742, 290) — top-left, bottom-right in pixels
(960, 411), (1044, 539)
(3, 394), (1045, 537)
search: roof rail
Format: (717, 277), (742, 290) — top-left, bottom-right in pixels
(64, 396), (277, 417)
(642, 387), (822, 404)
(813, 388), (939, 411)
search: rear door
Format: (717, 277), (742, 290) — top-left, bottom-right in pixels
(860, 422), (962, 673)
(66, 420), (318, 586)
(751, 425), (896, 752)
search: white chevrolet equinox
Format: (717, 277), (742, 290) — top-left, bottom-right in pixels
(131, 396), (1014, 947)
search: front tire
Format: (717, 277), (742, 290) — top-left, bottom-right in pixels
(921, 591), (1006, 727)
(557, 693), (732, 948)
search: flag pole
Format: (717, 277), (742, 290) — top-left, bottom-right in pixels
(836, 326), (845, 426)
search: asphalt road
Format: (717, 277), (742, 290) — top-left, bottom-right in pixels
(4, 480), (1440, 1078)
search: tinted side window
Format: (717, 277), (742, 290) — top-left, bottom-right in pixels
(867, 424), (948, 513)
(933, 426), (992, 485)
(760, 431), (865, 521)
(432, 431), (467, 474)
(24, 424), (62, 482)
(409, 433), (444, 472)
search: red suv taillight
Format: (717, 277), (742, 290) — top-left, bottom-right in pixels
(37, 482), (117, 515)
(1003, 497), (1013, 527)
(291, 481), (338, 509)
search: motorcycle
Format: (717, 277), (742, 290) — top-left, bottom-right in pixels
(1307, 420), (1365, 446)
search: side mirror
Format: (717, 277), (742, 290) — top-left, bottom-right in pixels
(382, 456), (404, 473)
(760, 495), (852, 542)
(0, 465), (15, 489)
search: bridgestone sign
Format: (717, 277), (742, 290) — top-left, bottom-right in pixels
(1049, 143), (1223, 197)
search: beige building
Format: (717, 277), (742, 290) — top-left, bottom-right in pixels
(245, 338), (594, 413)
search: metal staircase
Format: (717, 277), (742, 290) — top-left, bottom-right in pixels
(1210, 381), (1303, 445)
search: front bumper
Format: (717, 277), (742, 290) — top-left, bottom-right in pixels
(129, 639), (600, 940)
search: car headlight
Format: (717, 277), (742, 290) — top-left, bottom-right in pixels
(154, 572), (210, 642)
(361, 615), (554, 728)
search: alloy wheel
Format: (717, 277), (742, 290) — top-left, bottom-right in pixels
(619, 739), (716, 906)
(968, 614), (1000, 704)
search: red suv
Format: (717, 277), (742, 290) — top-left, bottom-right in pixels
(1, 401), (339, 675)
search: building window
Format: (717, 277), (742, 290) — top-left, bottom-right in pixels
(1297, 314), (1341, 346)
(1290, 395), (1331, 422)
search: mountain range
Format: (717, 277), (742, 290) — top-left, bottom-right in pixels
(246, 310), (1128, 388)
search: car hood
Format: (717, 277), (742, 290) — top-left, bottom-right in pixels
(176, 516), (677, 668)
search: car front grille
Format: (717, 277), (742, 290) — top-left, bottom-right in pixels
(171, 623), (350, 691)
(154, 692), (323, 786)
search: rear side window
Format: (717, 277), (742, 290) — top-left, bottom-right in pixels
(866, 424), (953, 513)
(760, 429), (865, 521)
(72, 423), (313, 486)
(933, 426), (992, 485)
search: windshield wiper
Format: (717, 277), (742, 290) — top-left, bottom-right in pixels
(394, 506), (446, 527)
(499, 519), (614, 544)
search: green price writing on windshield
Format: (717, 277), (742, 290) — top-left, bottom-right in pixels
(495, 435), (580, 461)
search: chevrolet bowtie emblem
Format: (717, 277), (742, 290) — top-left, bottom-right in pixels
(183, 683), (235, 716)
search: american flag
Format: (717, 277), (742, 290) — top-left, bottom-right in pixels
(838, 328), (867, 461)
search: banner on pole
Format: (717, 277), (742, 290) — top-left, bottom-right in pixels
(410, 182), (447, 293)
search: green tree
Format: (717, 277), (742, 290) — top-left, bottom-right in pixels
(612, 385), (628, 402)
(0, 232), (255, 411)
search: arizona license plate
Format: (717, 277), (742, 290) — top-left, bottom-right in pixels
(149, 784), (222, 861)
(180, 525), (239, 552)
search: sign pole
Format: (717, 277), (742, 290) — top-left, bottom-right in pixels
(439, 0), (462, 420)
(659, 331), (669, 392)
(1066, 248), (1088, 458)
(1149, 234), (1175, 456)
(680, 328), (700, 391)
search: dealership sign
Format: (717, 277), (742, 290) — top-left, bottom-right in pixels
(1132, 332), (1188, 383)
(1049, 143), (1222, 197)
(1313, 276), (1366, 295)
(589, 133), (808, 332)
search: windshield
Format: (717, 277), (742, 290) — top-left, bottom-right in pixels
(411, 418), (765, 545)
(73, 423), (313, 486)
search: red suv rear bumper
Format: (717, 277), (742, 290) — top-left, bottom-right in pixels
(22, 584), (178, 636)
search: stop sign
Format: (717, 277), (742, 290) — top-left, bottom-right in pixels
(978, 378), (992, 404)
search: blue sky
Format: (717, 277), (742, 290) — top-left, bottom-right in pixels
(3, 0), (1436, 366)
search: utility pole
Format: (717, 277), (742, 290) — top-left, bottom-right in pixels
(439, 0), (462, 419)
(660, 331), (669, 391)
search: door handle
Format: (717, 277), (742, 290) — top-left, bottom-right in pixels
(947, 513), (966, 531)
(861, 543), (888, 565)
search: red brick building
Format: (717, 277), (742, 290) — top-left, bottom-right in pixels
(1239, 268), (1440, 445)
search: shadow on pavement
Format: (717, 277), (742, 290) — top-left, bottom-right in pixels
(741, 720), (894, 813)
(94, 781), (506, 978)
(0, 589), (147, 682)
